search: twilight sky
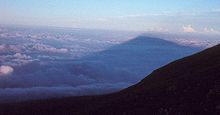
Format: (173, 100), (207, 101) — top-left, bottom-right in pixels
(0, 0), (220, 32)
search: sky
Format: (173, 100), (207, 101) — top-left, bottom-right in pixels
(0, 0), (220, 32)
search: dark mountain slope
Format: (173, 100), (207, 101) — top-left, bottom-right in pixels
(0, 44), (219, 115)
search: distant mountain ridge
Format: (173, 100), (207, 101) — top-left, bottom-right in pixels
(0, 45), (219, 114)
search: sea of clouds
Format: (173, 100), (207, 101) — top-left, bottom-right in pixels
(0, 25), (219, 103)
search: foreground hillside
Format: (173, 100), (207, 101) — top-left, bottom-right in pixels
(0, 44), (219, 115)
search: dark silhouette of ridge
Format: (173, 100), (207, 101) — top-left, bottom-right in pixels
(0, 44), (219, 115)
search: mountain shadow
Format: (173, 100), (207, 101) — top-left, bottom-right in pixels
(75, 36), (201, 83)
(0, 42), (219, 114)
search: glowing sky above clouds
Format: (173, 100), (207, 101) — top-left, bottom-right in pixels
(0, 0), (220, 32)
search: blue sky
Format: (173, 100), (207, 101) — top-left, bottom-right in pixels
(0, 0), (220, 32)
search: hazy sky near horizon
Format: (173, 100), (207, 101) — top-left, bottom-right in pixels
(0, 0), (220, 32)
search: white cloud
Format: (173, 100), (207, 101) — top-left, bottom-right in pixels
(14, 53), (31, 59)
(11, 53), (35, 65)
(33, 44), (68, 53)
(0, 65), (14, 76)
(0, 44), (26, 53)
(0, 53), (35, 66)
(204, 27), (220, 34)
(183, 25), (196, 33)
